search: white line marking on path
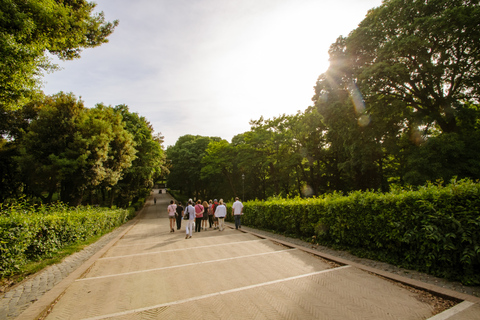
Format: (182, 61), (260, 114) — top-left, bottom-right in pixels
(81, 265), (351, 320)
(426, 301), (475, 320)
(100, 239), (267, 260)
(79, 248), (297, 281)
(113, 233), (252, 248)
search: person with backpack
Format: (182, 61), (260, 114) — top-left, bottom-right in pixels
(184, 199), (195, 239)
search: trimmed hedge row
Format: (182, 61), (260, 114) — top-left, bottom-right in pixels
(241, 179), (480, 285)
(0, 203), (135, 277)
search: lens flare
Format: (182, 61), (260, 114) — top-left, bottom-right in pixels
(302, 185), (314, 197)
(348, 81), (371, 127)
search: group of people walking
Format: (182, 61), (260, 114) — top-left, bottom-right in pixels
(165, 197), (243, 239)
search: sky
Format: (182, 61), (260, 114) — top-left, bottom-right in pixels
(42, 0), (384, 148)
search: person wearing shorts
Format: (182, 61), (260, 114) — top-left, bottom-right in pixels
(167, 200), (176, 232)
(202, 201), (209, 230)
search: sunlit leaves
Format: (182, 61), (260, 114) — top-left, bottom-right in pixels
(347, 0), (480, 133)
(0, 0), (118, 111)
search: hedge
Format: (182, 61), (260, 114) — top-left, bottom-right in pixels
(240, 179), (480, 285)
(0, 203), (135, 277)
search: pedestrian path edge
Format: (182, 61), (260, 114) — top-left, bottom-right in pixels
(15, 207), (148, 320)
(233, 225), (480, 305)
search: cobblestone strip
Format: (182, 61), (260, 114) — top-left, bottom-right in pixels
(0, 225), (129, 320)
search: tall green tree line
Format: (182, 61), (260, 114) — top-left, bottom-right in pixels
(166, 0), (480, 200)
(0, 92), (165, 206)
(0, 1), (167, 206)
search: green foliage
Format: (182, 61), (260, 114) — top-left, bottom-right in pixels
(347, 0), (480, 134)
(13, 93), (137, 205)
(241, 179), (480, 285)
(0, 0), (118, 111)
(405, 132), (480, 185)
(0, 202), (134, 277)
(166, 135), (223, 200)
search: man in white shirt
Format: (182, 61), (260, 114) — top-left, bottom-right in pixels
(232, 197), (244, 230)
(214, 199), (227, 231)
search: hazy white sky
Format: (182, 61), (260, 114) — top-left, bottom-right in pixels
(42, 0), (383, 147)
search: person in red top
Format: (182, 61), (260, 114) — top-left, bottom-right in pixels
(194, 200), (204, 232)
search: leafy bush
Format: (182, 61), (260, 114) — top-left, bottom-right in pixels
(0, 202), (135, 277)
(241, 179), (480, 285)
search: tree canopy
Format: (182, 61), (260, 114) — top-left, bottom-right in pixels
(1, 93), (165, 206)
(0, 0), (118, 111)
(166, 0), (480, 200)
(346, 0), (480, 134)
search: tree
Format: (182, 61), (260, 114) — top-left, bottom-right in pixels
(347, 0), (480, 134)
(201, 139), (238, 197)
(16, 93), (136, 206)
(166, 135), (222, 201)
(16, 92), (86, 202)
(0, 0), (118, 111)
(113, 105), (166, 207)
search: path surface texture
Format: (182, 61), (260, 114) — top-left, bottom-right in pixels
(10, 190), (480, 319)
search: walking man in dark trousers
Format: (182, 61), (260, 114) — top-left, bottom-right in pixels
(232, 197), (244, 230)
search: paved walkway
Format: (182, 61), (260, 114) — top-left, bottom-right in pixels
(6, 190), (480, 319)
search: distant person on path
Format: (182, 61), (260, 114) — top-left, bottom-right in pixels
(202, 201), (209, 231)
(213, 199), (219, 230)
(167, 200), (176, 233)
(232, 197), (244, 230)
(208, 200), (214, 228)
(215, 199), (227, 231)
(194, 200), (204, 232)
(175, 201), (184, 230)
(184, 199), (195, 239)
(154, 197), (156, 205)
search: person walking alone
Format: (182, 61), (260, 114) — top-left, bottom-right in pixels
(232, 197), (244, 230)
(184, 200), (195, 239)
(215, 199), (227, 231)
